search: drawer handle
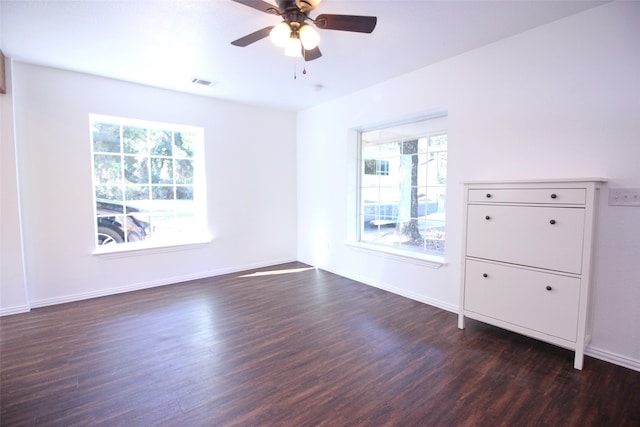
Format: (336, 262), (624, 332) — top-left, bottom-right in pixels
(486, 193), (492, 198)
(549, 219), (556, 225)
(550, 193), (557, 199)
(485, 215), (491, 220)
(483, 273), (488, 278)
(546, 285), (553, 291)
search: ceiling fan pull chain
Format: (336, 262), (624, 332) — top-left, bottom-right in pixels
(302, 48), (307, 75)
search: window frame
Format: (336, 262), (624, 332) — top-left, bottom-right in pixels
(355, 115), (448, 264)
(90, 114), (209, 254)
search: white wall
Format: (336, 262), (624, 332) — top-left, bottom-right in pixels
(297, 1), (640, 370)
(1, 63), (297, 310)
(1, 58), (30, 314)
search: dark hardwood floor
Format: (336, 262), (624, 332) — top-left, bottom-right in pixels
(1, 262), (638, 426)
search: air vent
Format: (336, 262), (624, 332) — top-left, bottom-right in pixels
(191, 78), (215, 87)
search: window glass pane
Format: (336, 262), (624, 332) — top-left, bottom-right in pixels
(151, 158), (174, 184)
(97, 213), (126, 245)
(92, 123), (120, 153)
(149, 130), (172, 156)
(125, 185), (149, 201)
(151, 210), (194, 236)
(417, 137), (429, 153)
(436, 152), (447, 184)
(363, 159), (377, 175)
(174, 131), (195, 158)
(175, 159), (194, 184)
(361, 144), (379, 159)
(94, 154), (121, 184)
(95, 187), (123, 204)
(176, 186), (194, 200)
(123, 155), (149, 184)
(379, 160), (389, 176)
(123, 126), (148, 154)
(379, 142), (400, 158)
(152, 186), (175, 200)
(430, 134), (447, 149)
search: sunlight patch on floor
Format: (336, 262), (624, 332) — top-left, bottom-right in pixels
(238, 267), (315, 278)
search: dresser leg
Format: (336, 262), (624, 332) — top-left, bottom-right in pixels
(458, 314), (465, 329)
(574, 349), (584, 370)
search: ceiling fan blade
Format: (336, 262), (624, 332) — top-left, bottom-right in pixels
(231, 0), (279, 14)
(314, 14), (377, 33)
(231, 26), (274, 47)
(304, 46), (322, 61)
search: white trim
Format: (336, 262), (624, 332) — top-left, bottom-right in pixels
(585, 346), (640, 372)
(93, 237), (212, 258)
(0, 304), (31, 317)
(346, 241), (446, 269)
(28, 257), (296, 309)
(6, 57), (32, 314)
(353, 109), (449, 133)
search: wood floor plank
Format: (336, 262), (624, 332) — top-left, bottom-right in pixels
(1, 262), (639, 426)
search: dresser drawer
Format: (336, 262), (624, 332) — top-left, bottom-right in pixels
(468, 188), (586, 205)
(466, 204), (585, 274)
(464, 260), (580, 342)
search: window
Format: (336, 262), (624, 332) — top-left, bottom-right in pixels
(90, 115), (207, 250)
(358, 116), (447, 256)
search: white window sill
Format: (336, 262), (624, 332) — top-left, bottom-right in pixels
(93, 236), (212, 258)
(345, 242), (447, 269)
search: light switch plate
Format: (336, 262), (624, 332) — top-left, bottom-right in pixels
(608, 188), (640, 206)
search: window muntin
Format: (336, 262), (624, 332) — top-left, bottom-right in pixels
(91, 115), (207, 250)
(359, 116), (447, 256)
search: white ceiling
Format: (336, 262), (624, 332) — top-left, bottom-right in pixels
(1, 0), (608, 111)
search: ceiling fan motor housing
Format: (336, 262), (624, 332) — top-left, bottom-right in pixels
(280, 0), (310, 27)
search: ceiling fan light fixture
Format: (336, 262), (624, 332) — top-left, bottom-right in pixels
(284, 37), (302, 58)
(270, 22), (291, 48)
(295, 0), (322, 12)
(299, 24), (320, 50)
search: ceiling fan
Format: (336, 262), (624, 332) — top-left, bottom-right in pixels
(230, 0), (377, 61)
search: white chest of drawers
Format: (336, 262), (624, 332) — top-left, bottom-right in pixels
(458, 179), (605, 369)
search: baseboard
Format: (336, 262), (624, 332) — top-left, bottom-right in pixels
(28, 257), (297, 309)
(586, 346), (640, 372)
(0, 304), (31, 317)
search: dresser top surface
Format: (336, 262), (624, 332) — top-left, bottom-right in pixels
(462, 178), (607, 185)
